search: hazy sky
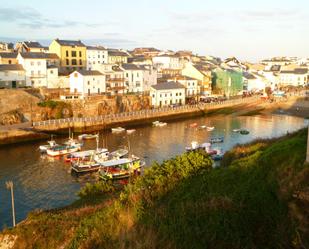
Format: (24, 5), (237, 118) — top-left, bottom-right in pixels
(0, 0), (308, 61)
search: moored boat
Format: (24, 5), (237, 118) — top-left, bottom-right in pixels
(126, 129), (136, 134)
(207, 126), (215, 131)
(111, 127), (126, 133)
(94, 148), (128, 164)
(99, 156), (145, 180)
(46, 144), (81, 157)
(64, 148), (108, 163)
(39, 139), (58, 153)
(78, 134), (99, 140)
(240, 129), (250, 135)
(153, 121), (167, 127)
(189, 123), (198, 128)
(210, 137), (224, 143)
(71, 160), (102, 173)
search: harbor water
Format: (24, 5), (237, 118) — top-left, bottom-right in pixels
(0, 114), (307, 229)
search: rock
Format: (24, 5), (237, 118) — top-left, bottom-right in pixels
(0, 234), (17, 249)
(0, 110), (24, 125)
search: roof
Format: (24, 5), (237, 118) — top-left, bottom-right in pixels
(76, 70), (103, 76)
(19, 52), (59, 60)
(24, 41), (44, 49)
(86, 45), (106, 51)
(165, 75), (198, 81)
(0, 52), (18, 58)
(121, 63), (144, 70)
(243, 72), (257, 80)
(55, 39), (85, 47)
(151, 81), (185, 91)
(0, 64), (24, 71)
(108, 50), (129, 57)
(281, 68), (308, 75)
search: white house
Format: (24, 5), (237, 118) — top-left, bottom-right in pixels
(152, 54), (181, 70)
(243, 72), (266, 92)
(279, 68), (308, 86)
(69, 70), (106, 96)
(17, 52), (59, 87)
(167, 76), (199, 97)
(121, 63), (157, 93)
(150, 81), (186, 107)
(0, 64), (26, 88)
(86, 46), (108, 70)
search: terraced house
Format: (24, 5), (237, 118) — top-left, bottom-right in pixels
(49, 39), (86, 73)
(0, 64), (26, 88)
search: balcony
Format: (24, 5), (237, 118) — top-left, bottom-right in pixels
(106, 78), (125, 83)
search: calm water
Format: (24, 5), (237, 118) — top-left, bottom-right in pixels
(0, 114), (307, 229)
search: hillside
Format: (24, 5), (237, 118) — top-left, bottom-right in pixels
(0, 129), (308, 249)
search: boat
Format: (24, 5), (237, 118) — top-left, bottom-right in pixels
(111, 127), (126, 133)
(64, 148), (109, 163)
(99, 156), (145, 180)
(189, 123), (198, 128)
(207, 126), (215, 131)
(232, 129), (241, 133)
(39, 138), (58, 152)
(46, 144), (81, 157)
(200, 125), (207, 129)
(153, 121), (167, 127)
(94, 148), (129, 164)
(71, 160), (102, 173)
(186, 141), (212, 152)
(78, 133), (99, 140)
(210, 137), (224, 143)
(240, 129), (250, 135)
(126, 129), (136, 134)
(63, 138), (83, 148)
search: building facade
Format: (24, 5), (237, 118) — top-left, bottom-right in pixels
(107, 49), (130, 64)
(86, 46), (108, 70)
(279, 68), (308, 86)
(167, 76), (200, 97)
(150, 81), (186, 107)
(0, 64), (26, 88)
(0, 52), (18, 64)
(49, 39), (86, 73)
(69, 70), (106, 96)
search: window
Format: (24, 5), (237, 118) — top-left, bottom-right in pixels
(79, 59), (82, 65)
(66, 59), (69, 65)
(37, 61), (41, 66)
(79, 51), (82, 57)
(170, 93), (172, 97)
(74, 73), (78, 77)
(66, 50), (69, 56)
(165, 94), (167, 97)
(152, 94), (155, 98)
(176, 93), (178, 96)
(50, 70), (53, 74)
(179, 92), (182, 96)
(160, 94), (162, 98)
(88, 89), (90, 95)
(98, 55), (100, 58)
(71, 51), (77, 57)
(98, 88), (100, 94)
(188, 82), (190, 86)
(88, 81), (90, 85)
(8, 60), (11, 64)
(126, 73), (129, 77)
(31, 71), (34, 76)
(38, 70), (41, 75)
(31, 61), (34, 66)
(72, 59), (77, 65)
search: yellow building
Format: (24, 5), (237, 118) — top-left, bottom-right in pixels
(49, 39), (86, 73)
(182, 62), (212, 95)
(0, 52), (18, 64)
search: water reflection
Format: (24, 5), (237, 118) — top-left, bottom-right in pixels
(0, 114), (306, 228)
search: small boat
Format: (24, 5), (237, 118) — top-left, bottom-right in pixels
(39, 139), (58, 153)
(99, 156), (145, 180)
(78, 134), (99, 140)
(126, 129), (136, 134)
(210, 137), (224, 143)
(64, 148), (108, 163)
(63, 138), (83, 148)
(186, 141), (212, 152)
(207, 126), (215, 131)
(240, 129), (250, 135)
(153, 121), (167, 127)
(94, 148), (128, 164)
(111, 127), (126, 133)
(233, 129), (241, 133)
(46, 144), (81, 157)
(189, 123), (198, 128)
(71, 160), (102, 173)
(200, 125), (207, 129)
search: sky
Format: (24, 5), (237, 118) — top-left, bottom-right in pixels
(0, 0), (308, 61)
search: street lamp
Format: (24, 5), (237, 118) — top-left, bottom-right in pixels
(5, 181), (16, 227)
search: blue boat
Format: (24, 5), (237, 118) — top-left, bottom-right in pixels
(210, 137), (224, 143)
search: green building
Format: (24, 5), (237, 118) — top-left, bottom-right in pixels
(212, 68), (243, 96)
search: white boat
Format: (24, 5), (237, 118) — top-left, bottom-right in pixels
(233, 129), (241, 133)
(111, 127), (126, 133)
(78, 134), (99, 140)
(153, 121), (167, 127)
(46, 144), (81, 157)
(65, 148), (109, 162)
(94, 148), (129, 164)
(63, 138), (83, 148)
(186, 141), (211, 152)
(200, 125), (207, 129)
(71, 160), (102, 173)
(207, 126), (215, 131)
(39, 139), (58, 152)
(126, 129), (136, 134)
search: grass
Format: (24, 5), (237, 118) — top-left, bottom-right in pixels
(1, 130), (309, 249)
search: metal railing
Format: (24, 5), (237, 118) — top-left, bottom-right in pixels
(32, 96), (259, 128)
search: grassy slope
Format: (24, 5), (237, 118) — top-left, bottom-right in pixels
(2, 130), (309, 249)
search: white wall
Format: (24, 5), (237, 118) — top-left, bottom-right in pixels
(70, 72), (106, 96)
(86, 49), (108, 70)
(150, 87), (185, 107)
(0, 70), (26, 88)
(279, 73), (308, 86)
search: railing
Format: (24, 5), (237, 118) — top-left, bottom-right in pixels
(32, 96), (260, 128)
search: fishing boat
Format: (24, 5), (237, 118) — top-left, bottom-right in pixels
(46, 144), (81, 157)
(78, 133), (99, 140)
(232, 129), (241, 133)
(111, 127), (126, 133)
(153, 121), (167, 127)
(126, 129), (136, 134)
(94, 148), (129, 164)
(210, 137), (224, 143)
(207, 126), (215, 131)
(200, 125), (207, 129)
(240, 129), (250, 135)
(71, 160), (102, 173)
(64, 148), (109, 163)
(99, 156), (145, 180)
(186, 141), (212, 152)
(39, 138), (58, 152)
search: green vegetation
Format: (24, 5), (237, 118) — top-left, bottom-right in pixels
(2, 130), (309, 249)
(37, 100), (72, 119)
